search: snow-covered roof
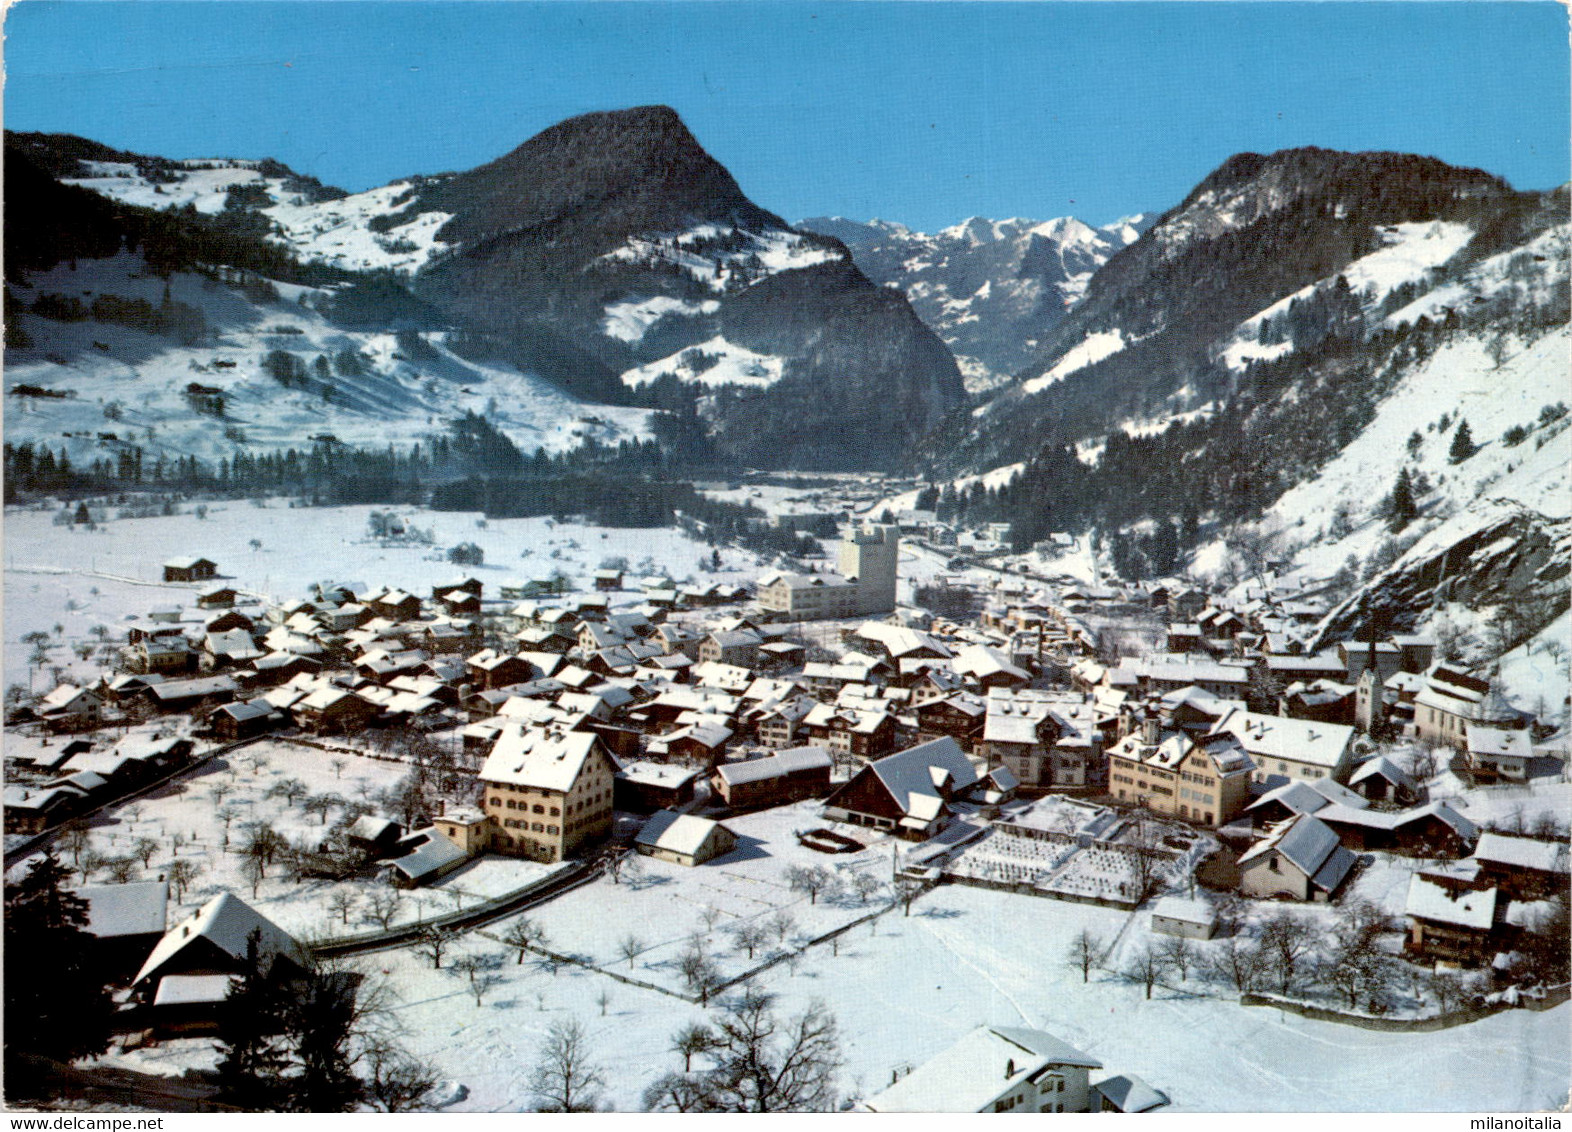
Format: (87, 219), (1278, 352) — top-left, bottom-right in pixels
(1210, 709), (1352, 769)
(1466, 725), (1533, 759)
(134, 893), (303, 986)
(1093, 1074), (1169, 1113)
(153, 973), (234, 1007)
(616, 760), (703, 789)
(386, 827), (468, 881)
(1349, 755), (1417, 793)
(865, 1025), (1101, 1113)
(635, 810), (734, 857)
(1474, 832), (1571, 876)
(1150, 894), (1215, 926)
(1406, 874), (1497, 930)
(714, 746), (833, 786)
(73, 880), (168, 938)
(868, 737), (979, 816)
(480, 730), (604, 793)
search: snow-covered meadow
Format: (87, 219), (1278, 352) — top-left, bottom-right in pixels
(2, 499), (768, 690)
(108, 879), (1571, 1113)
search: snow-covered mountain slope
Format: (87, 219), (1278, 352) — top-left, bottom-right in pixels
(798, 213), (1150, 391)
(4, 253), (651, 469)
(62, 158), (457, 276)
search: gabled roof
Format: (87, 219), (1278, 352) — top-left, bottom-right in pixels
(72, 880), (168, 938)
(1093, 1074), (1170, 1113)
(865, 1025), (1100, 1113)
(134, 893), (303, 986)
(480, 730), (605, 793)
(1210, 709), (1353, 769)
(1474, 832), (1570, 876)
(714, 746), (833, 786)
(635, 810), (734, 857)
(865, 737), (980, 817)
(386, 827), (468, 882)
(1406, 873), (1497, 929)
(1349, 755), (1417, 793)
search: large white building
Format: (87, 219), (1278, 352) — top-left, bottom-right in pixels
(758, 522), (900, 621)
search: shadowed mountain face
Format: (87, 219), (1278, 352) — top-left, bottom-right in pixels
(9, 109), (966, 472)
(408, 106), (967, 469)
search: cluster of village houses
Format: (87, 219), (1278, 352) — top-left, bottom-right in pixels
(5, 522), (1567, 1112)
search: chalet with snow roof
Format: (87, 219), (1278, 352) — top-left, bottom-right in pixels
(593, 568), (624, 591)
(1465, 724), (1535, 783)
(823, 736), (989, 839)
(1471, 832), (1571, 900)
(755, 694), (817, 749)
(634, 810), (737, 867)
(1238, 813), (1356, 902)
(864, 1025), (1101, 1113)
(162, 556), (217, 583)
(479, 730), (618, 862)
(1278, 679), (1356, 725)
(614, 760), (704, 813)
(711, 745), (834, 809)
(651, 720), (735, 764)
(915, 692), (987, 746)
(195, 586), (238, 609)
(133, 892), (306, 995)
(3, 783), (88, 832)
(209, 699), (283, 741)
(466, 648), (535, 690)
(1404, 872), (1500, 964)
(291, 687), (376, 734)
(143, 674), (238, 714)
(1347, 755), (1418, 804)
(951, 643), (1031, 691)
(367, 588), (422, 621)
(37, 683), (103, 724)
(802, 702), (898, 760)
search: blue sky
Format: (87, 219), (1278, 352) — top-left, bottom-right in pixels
(6, 2), (1568, 231)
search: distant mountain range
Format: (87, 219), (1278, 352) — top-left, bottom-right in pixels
(798, 213), (1152, 391)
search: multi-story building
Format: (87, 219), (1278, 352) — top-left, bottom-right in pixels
(837, 522), (900, 615)
(1105, 719), (1254, 827)
(478, 730), (618, 862)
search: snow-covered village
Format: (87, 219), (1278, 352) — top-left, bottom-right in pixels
(4, 0), (1569, 1119)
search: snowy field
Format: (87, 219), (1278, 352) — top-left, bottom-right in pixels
(499, 801), (903, 994)
(2, 500), (768, 688)
(107, 880), (1571, 1113)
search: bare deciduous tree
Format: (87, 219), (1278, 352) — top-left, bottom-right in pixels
(1065, 928), (1104, 984)
(1124, 943), (1169, 999)
(529, 1018), (605, 1113)
(166, 858), (201, 902)
(644, 987), (841, 1112)
(416, 926), (454, 969)
(328, 889), (358, 925)
(1259, 912), (1315, 996)
(364, 888), (401, 930)
(1157, 934), (1195, 982)
(617, 933), (645, 969)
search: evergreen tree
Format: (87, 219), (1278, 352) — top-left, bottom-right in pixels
(3, 849), (113, 1095)
(1448, 418), (1477, 464)
(1387, 467), (1418, 532)
(214, 930), (293, 1111)
(287, 971), (364, 1112)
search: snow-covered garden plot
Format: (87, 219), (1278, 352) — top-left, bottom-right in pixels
(16, 738), (542, 941)
(490, 801), (903, 995)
